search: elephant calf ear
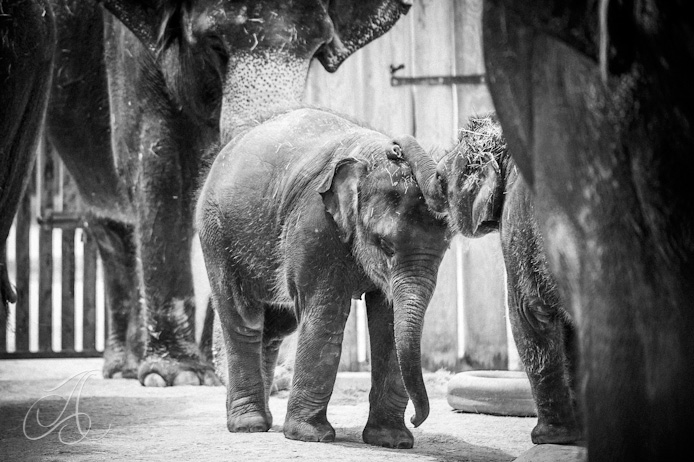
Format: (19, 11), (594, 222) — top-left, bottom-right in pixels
(317, 158), (365, 244)
(471, 162), (501, 234)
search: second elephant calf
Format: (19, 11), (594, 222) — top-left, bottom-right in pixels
(398, 115), (582, 445)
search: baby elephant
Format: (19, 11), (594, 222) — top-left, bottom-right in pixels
(196, 107), (449, 447)
(396, 114), (582, 445)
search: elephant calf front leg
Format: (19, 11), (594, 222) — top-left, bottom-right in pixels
(362, 291), (413, 449)
(284, 295), (350, 443)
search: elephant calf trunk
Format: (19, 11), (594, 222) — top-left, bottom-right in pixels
(391, 265), (441, 427)
(394, 136), (448, 214)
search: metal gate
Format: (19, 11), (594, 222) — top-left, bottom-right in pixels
(1, 140), (105, 359)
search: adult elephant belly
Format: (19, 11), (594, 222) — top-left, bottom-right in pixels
(46, 1), (217, 387)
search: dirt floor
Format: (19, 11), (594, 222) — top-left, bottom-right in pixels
(0, 359), (557, 462)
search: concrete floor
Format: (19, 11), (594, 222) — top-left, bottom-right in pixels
(0, 359), (585, 461)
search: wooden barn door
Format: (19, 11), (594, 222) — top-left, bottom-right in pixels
(305, 0), (517, 372)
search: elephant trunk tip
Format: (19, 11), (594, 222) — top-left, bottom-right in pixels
(410, 405), (429, 428)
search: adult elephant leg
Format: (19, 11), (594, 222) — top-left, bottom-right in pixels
(135, 131), (210, 387)
(284, 293), (351, 442)
(87, 217), (144, 378)
(506, 277), (581, 444)
(531, 34), (694, 459)
(362, 291), (413, 449)
(0, 0), (55, 317)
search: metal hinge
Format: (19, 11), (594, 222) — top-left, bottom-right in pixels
(390, 64), (486, 87)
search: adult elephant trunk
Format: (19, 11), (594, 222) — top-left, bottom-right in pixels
(391, 255), (441, 427)
(394, 136), (448, 214)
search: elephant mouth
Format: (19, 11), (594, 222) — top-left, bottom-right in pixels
(314, 1), (412, 72)
(477, 220), (500, 234)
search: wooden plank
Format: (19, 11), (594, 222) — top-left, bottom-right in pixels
(61, 163), (79, 351)
(411, 0), (460, 371)
(360, 13), (415, 136)
(14, 178), (32, 352)
(454, 0), (495, 122)
(306, 45), (365, 119)
(61, 229), (75, 351)
(82, 230), (98, 351)
(37, 143), (54, 352)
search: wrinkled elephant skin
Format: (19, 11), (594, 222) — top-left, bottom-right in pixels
(0, 0), (55, 323)
(482, 1), (694, 460)
(197, 107), (449, 446)
(44, 0), (409, 387)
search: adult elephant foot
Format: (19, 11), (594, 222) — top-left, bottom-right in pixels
(283, 416), (335, 443)
(362, 421), (414, 449)
(227, 410), (272, 433)
(137, 297), (221, 386)
(531, 422), (583, 445)
(138, 355), (218, 387)
(102, 340), (140, 379)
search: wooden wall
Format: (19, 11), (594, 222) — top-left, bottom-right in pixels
(305, 0), (516, 372)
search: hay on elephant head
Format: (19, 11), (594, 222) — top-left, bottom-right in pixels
(452, 114), (507, 175)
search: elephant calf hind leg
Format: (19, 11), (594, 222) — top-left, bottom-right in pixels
(218, 298), (271, 432)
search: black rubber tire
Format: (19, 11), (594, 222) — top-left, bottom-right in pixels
(447, 370), (537, 417)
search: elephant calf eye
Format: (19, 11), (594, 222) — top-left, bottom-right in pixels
(378, 237), (395, 258)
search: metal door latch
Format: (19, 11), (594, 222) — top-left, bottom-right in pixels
(390, 64), (485, 87)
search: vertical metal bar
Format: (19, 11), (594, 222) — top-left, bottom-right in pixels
(38, 142), (54, 352)
(82, 231), (97, 351)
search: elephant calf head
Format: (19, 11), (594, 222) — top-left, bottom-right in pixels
(396, 115), (511, 239)
(317, 148), (450, 426)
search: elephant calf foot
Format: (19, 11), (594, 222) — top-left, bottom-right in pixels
(531, 421), (583, 445)
(362, 421), (414, 449)
(227, 411), (272, 433)
(284, 415), (335, 442)
(137, 355), (219, 387)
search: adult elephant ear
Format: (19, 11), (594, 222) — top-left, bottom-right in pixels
(98, 0), (182, 54)
(316, 0), (413, 72)
(317, 158), (367, 244)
